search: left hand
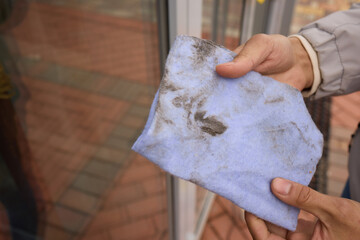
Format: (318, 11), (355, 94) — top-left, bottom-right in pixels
(216, 34), (313, 91)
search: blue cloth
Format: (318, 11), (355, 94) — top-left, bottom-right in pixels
(132, 35), (323, 231)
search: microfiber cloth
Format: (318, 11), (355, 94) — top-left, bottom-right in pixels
(132, 35), (323, 231)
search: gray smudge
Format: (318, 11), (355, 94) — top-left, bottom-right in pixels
(191, 38), (218, 66)
(265, 96), (284, 104)
(194, 111), (227, 136)
(172, 96), (185, 108)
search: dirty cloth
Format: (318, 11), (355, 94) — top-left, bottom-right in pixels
(132, 35), (323, 231)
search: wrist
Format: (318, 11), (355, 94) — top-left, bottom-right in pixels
(289, 35), (322, 97)
(289, 37), (314, 91)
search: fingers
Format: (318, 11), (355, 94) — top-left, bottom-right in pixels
(271, 178), (334, 221)
(244, 211), (271, 240)
(216, 34), (273, 78)
(265, 221), (287, 238)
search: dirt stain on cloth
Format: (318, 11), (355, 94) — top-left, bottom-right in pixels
(194, 111), (227, 136)
(191, 38), (219, 66)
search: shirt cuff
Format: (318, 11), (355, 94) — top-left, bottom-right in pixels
(288, 34), (321, 98)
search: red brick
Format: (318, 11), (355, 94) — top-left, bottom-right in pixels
(28, 141), (46, 160)
(78, 231), (110, 240)
(330, 114), (350, 129)
(327, 164), (349, 182)
(41, 148), (73, 170)
(47, 170), (76, 201)
(142, 176), (166, 196)
(158, 230), (169, 240)
(132, 154), (150, 165)
(200, 225), (219, 240)
(87, 121), (116, 144)
(208, 200), (225, 219)
(229, 225), (252, 240)
(47, 205), (89, 233)
(95, 147), (127, 164)
(102, 102), (130, 122)
(210, 214), (234, 240)
(27, 127), (50, 143)
(329, 138), (350, 154)
(43, 225), (74, 240)
(119, 164), (160, 184)
(0, 232), (11, 240)
(39, 159), (58, 180)
(332, 96), (360, 119)
(73, 112), (100, 130)
(120, 115), (146, 128)
(126, 195), (167, 220)
(64, 99), (94, 116)
(85, 207), (128, 233)
(48, 135), (82, 153)
(331, 126), (354, 141)
(331, 93), (360, 130)
(74, 128), (93, 142)
(0, 205), (10, 234)
(27, 61), (50, 76)
(12, 3), (157, 84)
(59, 189), (99, 214)
(152, 212), (168, 232)
(61, 151), (91, 171)
(78, 142), (98, 156)
(104, 183), (145, 207)
(27, 101), (67, 122)
(109, 218), (156, 240)
(25, 112), (47, 128)
(217, 196), (236, 215)
(28, 91), (63, 109)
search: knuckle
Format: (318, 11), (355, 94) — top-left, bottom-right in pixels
(251, 34), (271, 46)
(252, 33), (268, 41)
(296, 186), (312, 206)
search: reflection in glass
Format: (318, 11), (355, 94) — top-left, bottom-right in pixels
(0, 0), (168, 239)
(202, 0), (243, 50)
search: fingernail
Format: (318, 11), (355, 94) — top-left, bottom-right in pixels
(273, 178), (292, 195)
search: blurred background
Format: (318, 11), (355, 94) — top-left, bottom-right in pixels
(0, 0), (359, 239)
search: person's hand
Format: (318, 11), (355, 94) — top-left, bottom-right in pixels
(216, 34), (313, 91)
(245, 178), (360, 239)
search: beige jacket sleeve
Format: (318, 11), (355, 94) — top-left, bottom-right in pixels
(298, 3), (360, 100)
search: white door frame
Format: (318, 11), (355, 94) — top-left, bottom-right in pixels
(167, 1), (215, 240)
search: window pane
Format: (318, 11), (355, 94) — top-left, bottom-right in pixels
(202, 0), (243, 50)
(0, 0), (167, 239)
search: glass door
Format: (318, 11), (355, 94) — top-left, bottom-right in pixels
(165, 1), (245, 239)
(0, 0), (297, 239)
(165, 0), (297, 239)
(0, 0), (168, 239)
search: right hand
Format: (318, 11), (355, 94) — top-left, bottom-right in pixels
(245, 178), (360, 239)
(216, 34), (314, 92)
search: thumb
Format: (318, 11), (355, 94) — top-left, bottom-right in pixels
(271, 178), (334, 221)
(216, 34), (273, 78)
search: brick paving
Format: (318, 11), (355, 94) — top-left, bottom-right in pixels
(201, 197), (252, 240)
(327, 92), (360, 196)
(1, 1), (166, 239)
(0, 1), (358, 240)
